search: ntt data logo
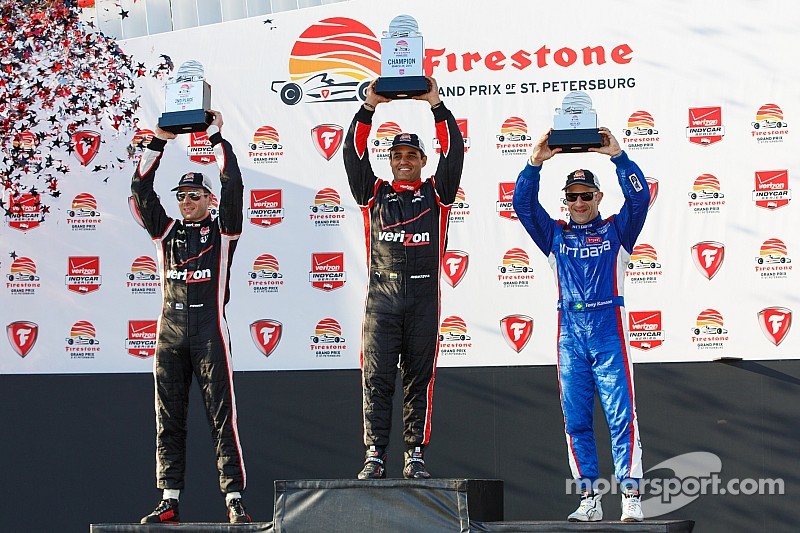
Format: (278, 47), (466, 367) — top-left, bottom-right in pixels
(566, 452), (784, 517)
(271, 17), (379, 105)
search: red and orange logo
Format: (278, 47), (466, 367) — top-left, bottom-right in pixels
(442, 250), (469, 287)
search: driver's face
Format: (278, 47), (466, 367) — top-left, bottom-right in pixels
(389, 146), (426, 183)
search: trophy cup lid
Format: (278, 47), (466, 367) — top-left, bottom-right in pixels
(559, 91), (594, 114)
(175, 60), (205, 83)
(384, 14), (420, 38)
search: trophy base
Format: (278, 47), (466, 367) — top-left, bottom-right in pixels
(158, 109), (212, 134)
(548, 128), (602, 152)
(374, 76), (429, 99)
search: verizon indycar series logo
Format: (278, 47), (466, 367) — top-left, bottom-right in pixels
(66, 256), (102, 294)
(7, 321), (38, 358)
(309, 252), (346, 291)
(500, 315), (533, 353)
(66, 193), (102, 230)
(248, 125), (284, 164)
(187, 131), (215, 165)
(755, 238), (792, 279)
(126, 256), (160, 295)
(6, 256), (41, 296)
(497, 248), (535, 288)
(248, 253), (284, 294)
(5, 193), (43, 232)
(434, 118), (471, 154)
(71, 130), (101, 166)
(309, 317), (346, 358)
(442, 250), (469, 288)
(65, 320), (101, 359)
(691, 242), (724, 280)
(370, 121), (402, 160)
(687, 174), (725, 214)
(628, 311), (664, 351)
(686, 106), (724, 146)
(248, 189), (285, 227)
(621, 110), (659, 150)
(691, 309), (729, 350)
(439, 316), (473, 357)
(496, 116), (533, 156)
(758, 307), (792, 347)
(753, 170), (791, 210)
(751, 103), (788, 144)
(126, 320), (157, 358)
(309, 188), (345, 227)
(448, 187), (471, 224)
(250, 319), (282, 357)
(311, 124), (344, 160)
(497, 182), (517, 220)
(626, 244), (662, 285)
(271, 17), (378, 106)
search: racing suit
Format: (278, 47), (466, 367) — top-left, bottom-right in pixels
(343, 103), (464, 448)
(130, 131), (246, 493)
(512, 151), (650, 485)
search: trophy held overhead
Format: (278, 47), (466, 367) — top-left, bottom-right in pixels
(158, 60), (213, 134)
(374, 15), (429, 99)
(547, 91), (603, 152)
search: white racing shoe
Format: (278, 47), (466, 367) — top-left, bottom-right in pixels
(567, 493), (603, 522)
(621, 490), (644, 522)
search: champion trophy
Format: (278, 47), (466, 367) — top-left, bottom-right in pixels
(158, 60), (212, 133)
(547, 91), (603, 152)
(374, 15), (429, 99)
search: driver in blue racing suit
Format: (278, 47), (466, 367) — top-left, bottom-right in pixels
(512, 127), (650, 523)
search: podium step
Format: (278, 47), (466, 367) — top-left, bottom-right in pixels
(471, 520), (695, 532)
(273, 478), (503, 533)
(90, 524), (272, 532)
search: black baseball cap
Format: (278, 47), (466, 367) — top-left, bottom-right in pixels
(390, 133), (426, 156)
(563, 169), (601, 190)
(171, 172), (213, 192)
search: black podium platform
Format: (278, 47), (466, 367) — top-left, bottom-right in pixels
(273, 478), (503, 533)
(471, 520), (694, 532)
(90, 524), (272, 532)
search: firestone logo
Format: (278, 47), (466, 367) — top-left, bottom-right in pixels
(758, 307), (792, 346)
(309, 188), (345, 227)
(442, 250), (469, 287)
(248, 189), (285, 227)
(248, 125), (284, 164)
(497, 248), (535, 288)
(7, 321), (39, 358)
(646, 177), (659, 210)
(126, 255), (160, 295)
(67, 193), (102, 230)
(448, 186), (471, 224)
(438, 316), (473, 357)
(621, 110), (660, 150)
(754, 238), (792, 279)
(751, 103), (788, 144)
(691, 242), (724, 280)
(686, 106), (724, 146)
(496, 116), (533, 156)
(250, 319), (283, 357)
(311, 124), (344, 160)
(309, 317), (346, 358)
(500, 315), (533, 353)
(690, 308), (729, 350)
(628, 311), (664, 351)
(687, 174), (725, 214)
(6, 255), (41, 296)
(65, 320), (101, 359)
(626, 243), (662, 285)
(248, 253), (284, 294)
(753, 170), (791, 210)
(72, 130), (101, 166)
(371, 121), (402, 160)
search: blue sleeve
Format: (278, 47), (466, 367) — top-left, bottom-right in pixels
(610, 151), (650, 253)
(512, 162), (557, 256)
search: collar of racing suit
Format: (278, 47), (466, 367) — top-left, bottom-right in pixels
(183, 215), (212, 227)
(568, 213), (604, 232)
(391, 180), (423, 193)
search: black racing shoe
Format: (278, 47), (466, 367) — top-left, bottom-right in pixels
(140, 498), (180, 524)
(227, 497), (252, 524)
(403, 447), (431, 479)
(357, 446), (387, 479)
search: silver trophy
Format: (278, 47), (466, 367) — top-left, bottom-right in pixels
(374, 15), (429, 99)
(547, 91), (602, 152)
(158, 60), (212, 134)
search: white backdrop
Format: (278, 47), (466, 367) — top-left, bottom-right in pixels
(3, 0), (799, 374)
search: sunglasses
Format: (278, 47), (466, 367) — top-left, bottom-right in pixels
(176, 191), (207, 202)
(565, 192), (596, 202)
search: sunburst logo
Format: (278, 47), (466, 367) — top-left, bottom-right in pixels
(248, 126), (284, 164)
(754, 238), (792, 279)
(621, 110), (659, 150)
(271, 17), (380, 105)
(496, 116), (532, 156)
(751, 103), (788, 143)
(687, 174), (725, 214)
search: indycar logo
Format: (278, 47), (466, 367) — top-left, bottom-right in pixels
(66, 256), (102, 294)
(5, 193), (43, 232)
(442, 250), (469, 287)
(250, 319), (283, 357)
(125, 320), (157, 358)
(7, 321), (39, 358)
(691, 241), (724, 280)
(753, 170), (791, 210)
(271, 17), (378, 105)
(71, 130), (101, 166)
(434, 118), (471, 154)
(311, 124), (344, 160)
(496, 182), (517, 220)
(628, 311), (664, 351)
(757, 307), (792, 346)
(500, 315), (533, 353)
(686, 106), (724, 146)
(248, 189), (285, 227)
(309, 252), (346, 291)
(188, 131), (215, 165)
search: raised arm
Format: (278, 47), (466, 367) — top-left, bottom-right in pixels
(207, 111), (244, 236)
(130, 126), (175, 239)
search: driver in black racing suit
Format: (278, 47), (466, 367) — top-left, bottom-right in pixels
(343, 77), (464, 479)
(131, 110), (250, 524)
